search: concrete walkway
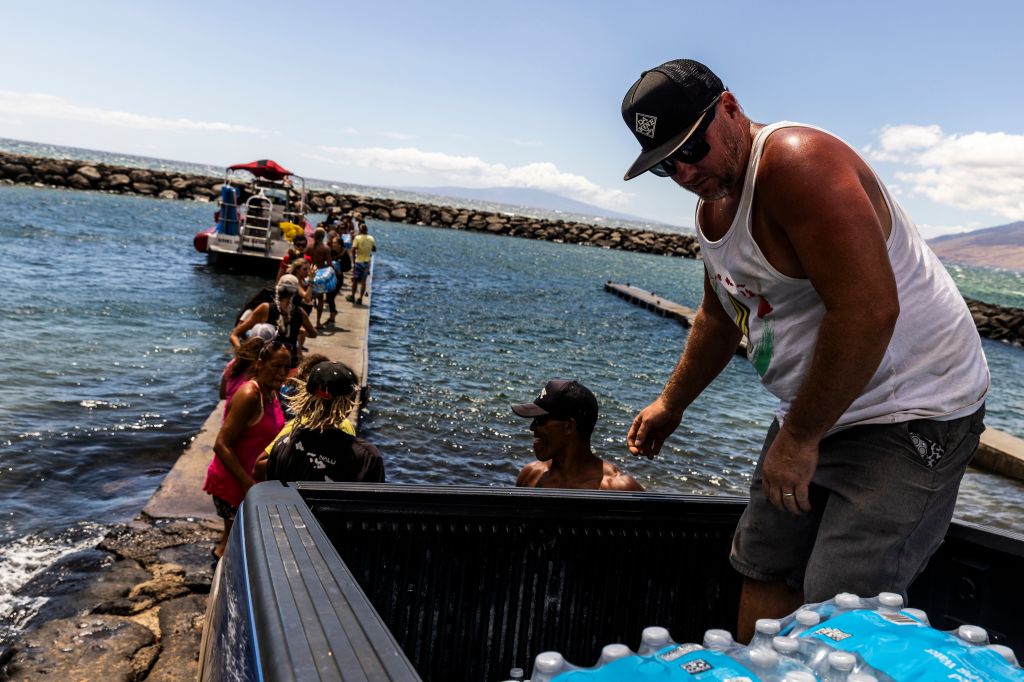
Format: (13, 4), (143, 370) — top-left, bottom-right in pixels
(143, 277), (373, 525)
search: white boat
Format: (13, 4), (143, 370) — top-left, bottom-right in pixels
(193, 159), (312, 277)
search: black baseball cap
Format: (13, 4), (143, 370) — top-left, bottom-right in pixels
(306, 361), (357, 400)
(621, 59), (726, 181)
(511, 379), (598, 424)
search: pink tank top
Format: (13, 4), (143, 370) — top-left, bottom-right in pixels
(221, 359), (249, 403)
(203, 380), (285, 507)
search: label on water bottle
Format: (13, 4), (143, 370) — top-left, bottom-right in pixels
(799, 610), (1024, 681)
(551, 647), (763, 681)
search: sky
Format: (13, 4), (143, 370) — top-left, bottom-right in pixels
(2, 1), (1023, 237)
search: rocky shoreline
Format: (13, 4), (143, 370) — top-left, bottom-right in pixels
(2, 150), (1022, 346)
(0, 515), (217, 679)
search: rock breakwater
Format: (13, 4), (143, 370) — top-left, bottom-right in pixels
(0, 151), (700, 259)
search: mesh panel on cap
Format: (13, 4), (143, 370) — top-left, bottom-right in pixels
(654, 59), (724, 94)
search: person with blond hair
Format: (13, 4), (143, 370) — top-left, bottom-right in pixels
(254, 361), (384, 483)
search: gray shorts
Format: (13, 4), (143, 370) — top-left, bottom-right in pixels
(730, 405), (985, 602)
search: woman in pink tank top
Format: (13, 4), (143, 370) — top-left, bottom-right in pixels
(204, 340), (290, 559)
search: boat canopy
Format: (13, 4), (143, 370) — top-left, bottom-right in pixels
(228, 159), (293, 181)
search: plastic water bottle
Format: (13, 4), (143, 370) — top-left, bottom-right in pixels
(834, 592), (864, 615)
(638, 626), (672, 656)
(788, 609), (822, 637)
(825, 650), (857, 681)
(532, 651), (575, 682)
(784, 673), (818, 682)
(988, 644), (1020, 667)
(848, 674), (879, 682)
(750, 618), (783, 650)
(772, 635), (802, 661)
(501, 668), (525, 682)
(955, 624), (989, 645)
(702, 628), (736, 651)
(874, 592), (904, 613)
(902, 607), (930, 625)
(597, 643), (632, 664)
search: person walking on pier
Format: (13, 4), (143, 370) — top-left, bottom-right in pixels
(230, 277), (317, 368)
(204, 339), (291, 559)
(347, 221), (376, 306)
(619, 59), (988, 641)
(513, 379), (644, 491)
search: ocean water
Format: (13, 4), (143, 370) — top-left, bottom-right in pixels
(0, 184), (1022, 648)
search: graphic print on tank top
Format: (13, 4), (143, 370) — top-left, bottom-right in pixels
(713, 272), (775, 377)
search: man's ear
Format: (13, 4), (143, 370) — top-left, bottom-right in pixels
(564, 417), (578, 435)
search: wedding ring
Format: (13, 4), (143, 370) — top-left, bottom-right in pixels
(782, 492), (795, 497)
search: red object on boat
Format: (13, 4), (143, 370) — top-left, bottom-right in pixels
(227, 159), (293, 181)
(194, 230), (210, 252)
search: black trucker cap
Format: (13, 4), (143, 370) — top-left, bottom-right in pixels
(306, 361), (358, 400)
(511, 379), (598, 424)
(621, 59), (725, 180)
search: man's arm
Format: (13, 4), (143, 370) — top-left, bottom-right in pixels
(627, 271), (743, 458)
(755, 129), (899, 514)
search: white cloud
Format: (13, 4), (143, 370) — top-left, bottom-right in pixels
(310, 145), (632, 208)
(865, 124), (1024, 221)
(0, 90), (264, 134)
(379, 131), (416, 141)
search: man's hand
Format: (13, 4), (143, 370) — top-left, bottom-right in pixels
(627, 399), (683, 459)
(761, 425), (818, 514)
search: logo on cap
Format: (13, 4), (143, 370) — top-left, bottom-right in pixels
(636, 113), (657, 139)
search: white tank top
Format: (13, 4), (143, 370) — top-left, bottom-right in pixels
(695, 122), (988, 430)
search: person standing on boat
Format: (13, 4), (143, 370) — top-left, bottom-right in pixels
(204, 339), (290, 559)
(513, 379), (644, 491)
(619, 59), (988, 641)
(348, 222), (376, 306)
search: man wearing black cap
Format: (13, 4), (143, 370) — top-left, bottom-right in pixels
(619, 60), (987, 640)
(512, 379), (644, 491)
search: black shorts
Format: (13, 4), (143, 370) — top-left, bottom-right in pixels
(730, 405), (985, 601)
(211, 495), (238, 521)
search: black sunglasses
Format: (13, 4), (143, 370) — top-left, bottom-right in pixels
(530, 414), (569, 428)
(649, 92), (724, 177)
(258, 337), (294, 359)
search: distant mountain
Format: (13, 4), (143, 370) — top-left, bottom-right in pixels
(401, 185), (649, 224)
(928, 221), (1024, 271)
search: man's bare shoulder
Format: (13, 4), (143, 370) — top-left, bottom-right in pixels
(515, 460), (550, 487)
(601, 461), (645, 492)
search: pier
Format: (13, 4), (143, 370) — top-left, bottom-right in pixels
(604, 280), (1024, 483)
(1, 278), (373, 678)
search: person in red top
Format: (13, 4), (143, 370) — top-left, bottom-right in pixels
(203, 340), (290, 559)
(276, 234), (311, 283)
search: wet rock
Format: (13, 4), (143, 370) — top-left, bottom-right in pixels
(155, 541), (216, 590)
(389, 207), (407, 220)
(77, 165), (102, 182)
(169, 177), (191, 192)
(100, 520), (219, 566)
(1, 163), (30, 178)
(107, 173), (131, 188)
(67, 173), (92, 190)
(34, 159), (69, 176)
(158, 189), (179, 200)
(132, 182), (158, 195)
(2, 615), (156, 680)
(145, 595), (207, 682)
(129, 169), (153, 183)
